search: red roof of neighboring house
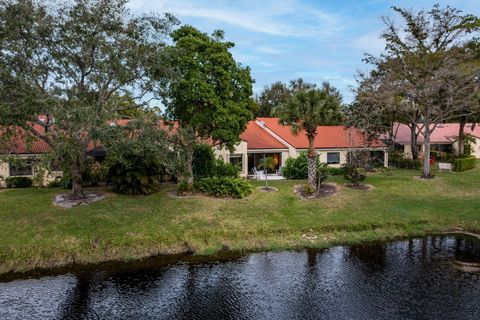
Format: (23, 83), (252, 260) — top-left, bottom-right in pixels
(393, 123), (480, 144)
(255, 118), (384, 149)
(240, 121), (288, 149)
(1, 124), (52, 154)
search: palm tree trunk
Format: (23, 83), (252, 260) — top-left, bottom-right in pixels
(265, 168), (268, 189)
(307, 134), (316, 190)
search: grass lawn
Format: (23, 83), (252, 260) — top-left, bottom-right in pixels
(1, 166), (480, 275)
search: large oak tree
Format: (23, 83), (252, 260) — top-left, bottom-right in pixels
(363, 5), (480, 177)
(0, 0), (175, 198)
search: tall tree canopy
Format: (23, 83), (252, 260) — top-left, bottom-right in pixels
(163, 25), (256, 186)
(0, 0), (175, 198)
(363, 5), (480, 177)
(277, 82), (342, 190)
(255, 78), (316, 117)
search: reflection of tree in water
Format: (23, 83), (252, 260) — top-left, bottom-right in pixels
(348, 242), (387, 271)
(286, 248), (327, 319)
(172, 263), (252, 320)
(57, 274), (96, 320)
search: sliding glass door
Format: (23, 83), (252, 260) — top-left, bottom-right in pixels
(247, 152), (282, 174)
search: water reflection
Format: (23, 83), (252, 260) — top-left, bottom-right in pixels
(1, 235), (479, 320)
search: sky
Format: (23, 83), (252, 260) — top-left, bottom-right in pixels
(128, 0), (480, 104)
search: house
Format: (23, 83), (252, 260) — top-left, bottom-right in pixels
(214, 118), (388, 177)
(1, 117), (387, 186)
(0, 124), (62, 187)
(393, 123), (480, 159)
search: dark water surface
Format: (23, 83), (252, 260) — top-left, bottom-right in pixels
(1, 235), (480, 320)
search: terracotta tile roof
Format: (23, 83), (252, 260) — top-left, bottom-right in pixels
(240, 121), (288, 149)
(256, 118), (384, 149)
(1, 124), (52, 154)
(393, 123), (480, 144)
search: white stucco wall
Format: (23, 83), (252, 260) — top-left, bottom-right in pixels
(470, 138), (480, 158)
(213, 140), (249, 177)
(0, 156), (62, 188)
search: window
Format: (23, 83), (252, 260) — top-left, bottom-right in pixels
(9, 162), (33, 176)
(327, 152), (340, 164)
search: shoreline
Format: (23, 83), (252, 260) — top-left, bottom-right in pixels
(1, 229), (478, 282)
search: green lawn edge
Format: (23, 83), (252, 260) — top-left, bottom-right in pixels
(1, 166), (480, 275)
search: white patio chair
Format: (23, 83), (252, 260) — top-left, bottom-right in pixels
(252, 167), (265, 180)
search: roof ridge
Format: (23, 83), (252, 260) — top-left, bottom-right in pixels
(254, 119), (293, 149)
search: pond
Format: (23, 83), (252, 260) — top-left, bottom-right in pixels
(1, 235), (480, 319)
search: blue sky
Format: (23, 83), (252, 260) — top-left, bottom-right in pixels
(129, 0), (480, 103)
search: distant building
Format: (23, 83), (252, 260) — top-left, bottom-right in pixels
(392, 123), (480, 159)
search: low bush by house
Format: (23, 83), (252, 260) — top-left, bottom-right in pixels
(389, 152), (421, 170)
(281, 152), (308, 179)
(194, 176), (253, 198)
(326, 167), (345, 175)
(213, 159), (240, 177)
(282, 152), (345, 179)
(5, 177), (33, 188)
(193, 144), (240, 178)
(453, 156), (477, 172)
(193, 144), (216, 177)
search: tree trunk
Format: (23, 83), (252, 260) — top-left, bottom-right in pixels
(265, 168), (268, 189)
(184, 142), (194, 187)
(410, 123), (418, 160)
(389, 122), (396, 150)
(307, 134), (316, 190)
(422, 111), (431, 178)
(71, 163), (84, 199)
(458, 118), (466, 156)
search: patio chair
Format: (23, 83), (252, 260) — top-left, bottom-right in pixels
(252, 167), (265, 180)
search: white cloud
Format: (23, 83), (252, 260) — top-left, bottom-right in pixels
(128, 0), (343, 37)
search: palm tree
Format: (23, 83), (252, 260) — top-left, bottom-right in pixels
(258, 156), (276, 190)
(277, 82), (342, 190)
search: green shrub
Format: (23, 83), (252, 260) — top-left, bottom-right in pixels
(192, 144), (239, 178)
(302, 184), (315, 195)
(389, 152), (421, 170)
(195, 176), (252, 198)
(108, 156), (165, 195)
(83, 161), (107, 186)
(193, 144), (216, 178)
(282, 152), (344, 179)
(281, 152), (311, 179)
(343, 164), (366, 186)
(213, 159), (240, 178)
(177, 180), (193, 193)
(5, 177), (33, 188)
(326, 167), (345, 175)
(453, 156), (476, 172)
(46, 176), (64, 188)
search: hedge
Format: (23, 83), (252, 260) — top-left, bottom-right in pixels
(5, 177), (33, 188)
(393, 158), (421, 170)
(453, 156), (477, 172)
